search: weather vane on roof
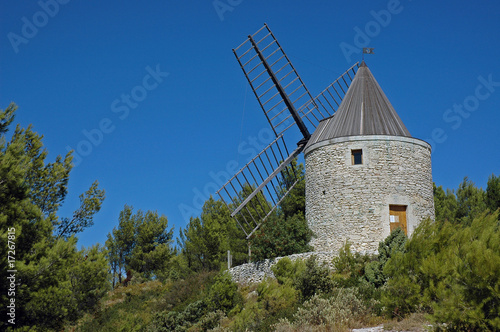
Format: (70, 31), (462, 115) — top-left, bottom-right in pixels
(362, 47), (375, 61)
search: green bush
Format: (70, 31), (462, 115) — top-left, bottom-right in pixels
(160, 271), (216, 311)
(229, 300), (265, 332)
(148, 300), (207, 331)
(273, 256), (331, 304)
(227, 278), (299, 332)
(271, 257), (306, 285)
(273, 288), (369, 331)
(196, 310), (226, 331)
(365, 229), (407, 288)
(295, 255), (334, 300)
(205, 272), (243, 315)
(331, 241), (373, 289)
(383, 213), (500, 330)
(257, 279), (299, 321)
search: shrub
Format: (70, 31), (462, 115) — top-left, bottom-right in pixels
(226, 278), (299, 331)
(383, 212), (500, 330)
(273, 256), (335, 302)
(196, 310), (226, 331)
(229, 300), (266, 332)
(148, 300), (207, 331)
(273, 288), (369, 331)
(295, 255), (334, 300)
(271, 257), (306, 285)
(205, 272), (243, 315)
(331, 241), (373, 289)
(161, 271), (216, 311)
(257, 279), (299, 321)
(365, 229), (407, 288)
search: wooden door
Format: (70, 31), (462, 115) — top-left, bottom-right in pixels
(389, 205), (407, 235)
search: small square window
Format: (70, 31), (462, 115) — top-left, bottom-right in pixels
(351, 149), (363, 165)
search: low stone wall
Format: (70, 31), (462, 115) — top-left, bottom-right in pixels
(229, 251), (338, 285)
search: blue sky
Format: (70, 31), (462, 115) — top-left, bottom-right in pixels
(1, 0), (499, 249)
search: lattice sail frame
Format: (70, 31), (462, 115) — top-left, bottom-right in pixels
(233, 24), (316, 139)
(217, 23), (359, 239)
(299, 62), (359, 128)
(216, 135), (303, 238)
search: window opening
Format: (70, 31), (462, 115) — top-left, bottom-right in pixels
(351, 149), (363, 165)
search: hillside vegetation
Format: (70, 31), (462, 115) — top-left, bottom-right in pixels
(1, 103), (499, 331)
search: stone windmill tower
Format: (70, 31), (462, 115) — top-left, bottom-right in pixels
(217, 24), (434, 255)
(304, 61), (434, 254)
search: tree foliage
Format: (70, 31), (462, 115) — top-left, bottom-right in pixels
(106, 205), (174, 282)
(434, 175), (500, 225)
(0, 103), (108, 330)
(383, 212), (500, 330)
(486, 173), (500, 213)
(433, 183), (458, 223)
(364, 229), (407, 288)
(205, 272), (243, 314)
(250, 212), (313, 262)
(179, 160), (313, 267)
(455, 177), (487, 225)
(179, 196), (247, 272)
(250, 160), (313, 261)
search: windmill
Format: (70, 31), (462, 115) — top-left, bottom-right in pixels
(216, 23), (359, 239)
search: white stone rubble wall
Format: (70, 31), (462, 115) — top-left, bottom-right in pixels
(229, 251), (336, 285)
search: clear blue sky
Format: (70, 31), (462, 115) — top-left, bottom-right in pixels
(1, 0), (499, 249)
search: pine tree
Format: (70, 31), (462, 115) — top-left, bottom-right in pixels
(433, 183), (458, 222)
(0, 103), (108, 329)
(179, 196), (247, 272)
(106, 205), (174, 281)
(486, 173), (500, 213)
(455, 177), (487, 225)
(250, 160), (313, 261)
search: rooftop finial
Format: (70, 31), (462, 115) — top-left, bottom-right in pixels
(362, 47), (375, 62)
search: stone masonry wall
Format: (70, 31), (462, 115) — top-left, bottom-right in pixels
(229, 251), (336, 285)
(304, 135), (434, 254)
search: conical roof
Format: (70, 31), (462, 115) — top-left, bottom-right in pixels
(306, 61), (410, 148)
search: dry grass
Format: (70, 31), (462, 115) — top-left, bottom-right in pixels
(383, 313), (432, 331)
(103, 280), (165, 308)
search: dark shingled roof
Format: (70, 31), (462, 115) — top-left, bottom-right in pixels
(306, 61), (410, 148)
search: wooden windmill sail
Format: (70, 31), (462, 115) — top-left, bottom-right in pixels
(216, 23), (359, 238)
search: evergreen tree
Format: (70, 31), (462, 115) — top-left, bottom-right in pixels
(455, 177), (486, 225)
(106, 205), (174, 282)
(279, 160), (306, 219)
(0, 103), (108, 330)
(383, 212), (500, 330)
(486, 173), (500, 213)
(129, 209), (174, 278)
(433, 183), (457, 222)
(250, 160), (313, 261)
(179, 196), (247, 272)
